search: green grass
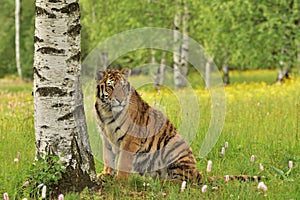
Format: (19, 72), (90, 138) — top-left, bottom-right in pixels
(0, 70), (300, 199)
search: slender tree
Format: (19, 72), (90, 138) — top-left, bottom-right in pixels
(33, 0), (97, 194)
(173, 1), (188, 88)
(15, 0), (22, 80)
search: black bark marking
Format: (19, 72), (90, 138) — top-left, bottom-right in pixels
(34, 36), (44, 43)
(33, 67), (48, 82)
(60, 2), (80, 14)
(36, 87), (67, 97)
(52, 136), (99, 196)
(67, 24), (81, 37)
(41, 125), (49, 129)
(52, 103), (65, 108)
(49, 0), (62, 2)
(37, 47), (65, 55)
(35, 6), (56, 18)
(58, 112), (73, 121)
(67, 52), (81, 63)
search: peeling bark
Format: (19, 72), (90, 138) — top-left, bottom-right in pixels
(33, 0), (97, 194)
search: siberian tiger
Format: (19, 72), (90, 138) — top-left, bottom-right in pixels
(94, 68), (202, 182)
(94, 68), (262, 184)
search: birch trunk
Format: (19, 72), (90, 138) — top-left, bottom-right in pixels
(33, 0), (97, 194)
(276, 48), (290, 83)
(15, 0), (22, 80)
(100, 52), (108, 69)
(152, 50), (160, 88)
(173, 10), (182, 87)
(159, 52), (166, 86)
(205, 58), (213, 89)
(179, 2), (188, 87)
(173, 2), (188, 88)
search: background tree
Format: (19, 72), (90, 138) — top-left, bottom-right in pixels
(33, 0), (97, 194)
(15, 0), (22, 80)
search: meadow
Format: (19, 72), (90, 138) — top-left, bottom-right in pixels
(0, 70), (299, 199)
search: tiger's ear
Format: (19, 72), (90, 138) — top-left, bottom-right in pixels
(121, 68), (131, 79)
(95, 70), (105, 83)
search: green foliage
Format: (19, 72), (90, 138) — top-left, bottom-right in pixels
(1, 0), (299, 78)
(0, 0), (34, 79)
(21, 154), (66, 199)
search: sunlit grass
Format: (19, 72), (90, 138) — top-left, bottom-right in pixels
(1, 70), (300, 199)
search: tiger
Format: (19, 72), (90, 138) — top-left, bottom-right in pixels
(94, 68), (262, 184)
(94, 68), (202, 182)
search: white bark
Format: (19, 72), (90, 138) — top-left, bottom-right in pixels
(100, 52), (108, 69)
(152, 49), (160, 88)
(15, 0), (22, 80)
(33, 0), (96, 193)
(173, 2), (188, 88)
(159, 52), (166, 86)
(180, 3), (188, 86)
(205, 58), (213, 89)
(173, 10), (182, 87)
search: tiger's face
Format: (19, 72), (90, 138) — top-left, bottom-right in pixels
(96, 68), (131, 112)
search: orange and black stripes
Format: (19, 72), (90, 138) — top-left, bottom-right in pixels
(95, 68), (202, 182)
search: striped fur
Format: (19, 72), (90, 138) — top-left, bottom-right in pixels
(94, 68), (202, 182)
(94, 68), (262, 183)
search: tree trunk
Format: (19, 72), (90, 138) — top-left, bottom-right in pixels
(100, 51), (108, 69)
(152, 50), (160, 88)
(222, 57), (230, 86)
(15, 0), (22, 80)
(33, 0), (97, 195)
(159, 52), (166, 86)
(173, 2), (189, 88)
(276, 64), (290, 83)
(179, 2), (189, 87)
(276, 48), (290, 83)
(205, 58), (213, 89)
(173, 9), (182, 87)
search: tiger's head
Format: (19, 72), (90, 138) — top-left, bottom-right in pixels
(95, 68), (131, 113)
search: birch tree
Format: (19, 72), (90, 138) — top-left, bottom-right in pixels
(33, 0), (97, 194)
(173, 1), (188, 88)
(15, 0), (22, 80)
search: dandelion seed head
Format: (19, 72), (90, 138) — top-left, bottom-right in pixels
(289, 161), (293, 169)
(22, 181), (29, 188)
(3, 193), (9, 200)
(201, 185), (208, 193)
(225, 175), (229, 182)
(225, 141), (229, 148)
(221, 147), (225, 155)
(58, 194), (64, 200)
(206, 160), (212, 172)
(41, 185), (47, 199)
(257, 182), (267, 191)
(259, 163), (264, 171)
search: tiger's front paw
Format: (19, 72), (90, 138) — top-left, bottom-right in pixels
(97, 172), (114, 181)
(97, 166), (115, 181)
